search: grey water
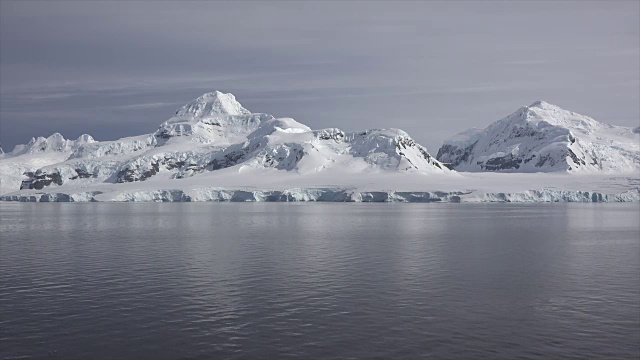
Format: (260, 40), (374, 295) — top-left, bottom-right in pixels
(0, 203), (638, 360)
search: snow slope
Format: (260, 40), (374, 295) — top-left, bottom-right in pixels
(436, 101), (640, 173)
(1, 93), (638, 203)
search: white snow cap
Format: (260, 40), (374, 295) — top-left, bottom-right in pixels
(175, 91), (251, 117)
(528, 100), (554, 109)
(523, 100), (600, 131)
(8, 132), (95, 155)
(76, 134), (96, 143)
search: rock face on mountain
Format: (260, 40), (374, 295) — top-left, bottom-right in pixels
(436, 101), (640, 173)
(0, 91), (449, 195)
(0, 133), (97, 194)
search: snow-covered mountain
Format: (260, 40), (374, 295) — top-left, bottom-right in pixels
(1, 93), (638, 202)
(0, 91), (449, 195)
(436, 101), (640, 173)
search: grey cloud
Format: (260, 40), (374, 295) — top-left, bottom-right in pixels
(1, 0), (638, 152)
(497, 60), (557, 66)
(112, 103), (180, 110)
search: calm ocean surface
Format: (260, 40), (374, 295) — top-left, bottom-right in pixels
(0, 203), (638, 359)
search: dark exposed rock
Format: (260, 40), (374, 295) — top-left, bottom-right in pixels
(166, 160), (185, 170)
(117, 150), (247, 183)
(209, 151), (245, 171)
(263, 148), (304, 169)
(567, 149), (586, 166)
(155, 131), (173, 141)
(20, 171), (63, 190)
(70, 168), (93, 180)
(117, 161), (161, 183)
(480, 155), (522, 171)
(536, 153), (556, 167)
(436, 142), (477, 167)
(317, 130), (345, 141)
(523, 155), (536, 164)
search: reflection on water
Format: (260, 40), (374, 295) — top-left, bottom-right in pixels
(0, 203), (638, 359)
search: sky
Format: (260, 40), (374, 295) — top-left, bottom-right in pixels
(1, 0), (638, 153)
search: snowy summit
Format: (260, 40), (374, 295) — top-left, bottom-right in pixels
(436, 101), (640, 173)
(174, 91), (251, 117)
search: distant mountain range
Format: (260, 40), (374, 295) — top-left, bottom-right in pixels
(0, 92), (638, 202)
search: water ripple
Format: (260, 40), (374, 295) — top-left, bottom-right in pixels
(0, 203), (638, 359)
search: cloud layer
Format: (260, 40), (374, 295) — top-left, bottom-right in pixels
(1, 1), (638, 152)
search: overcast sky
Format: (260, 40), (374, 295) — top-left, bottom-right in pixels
(1, 0), (638, 152)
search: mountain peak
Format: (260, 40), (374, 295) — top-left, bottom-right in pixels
(76, 134), (95, 143)
(528, 100), (554, 108)
(524, 100), (569, 115)
(520, 100), (601, 131)
(8, 132), (96, 156)
(174, 91), (251, 118)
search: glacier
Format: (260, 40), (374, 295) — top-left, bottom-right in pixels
(0, 92), (638, 203)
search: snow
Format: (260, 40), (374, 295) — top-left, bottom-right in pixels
(8, 133), (95, 156)
(437, 101), (640, 173)
(174, 91), (251, 117)
(442, 127), (483, 149)
(1, 93), (638, 202)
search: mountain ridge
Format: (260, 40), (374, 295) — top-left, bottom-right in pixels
(1, 93), (638, 202)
